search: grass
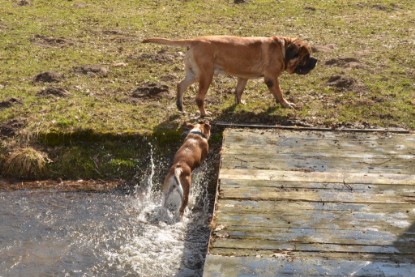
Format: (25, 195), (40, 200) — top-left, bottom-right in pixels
(2, 147), (48, 178)
(0, 0), (414, 179)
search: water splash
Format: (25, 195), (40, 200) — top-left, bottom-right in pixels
(105, 142), (212, 276)
(145, 142), (156, 197)
(0, 142), (213, 277)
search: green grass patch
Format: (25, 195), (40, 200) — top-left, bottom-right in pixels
(1, 0), (414, 179)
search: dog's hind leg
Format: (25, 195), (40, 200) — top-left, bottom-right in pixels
(195, 65), (214, 117)
(179, 174), (191, 218)
(177, 69), (197, 113)
(235, 78), (248, 105)
(177, 54), (198, 113)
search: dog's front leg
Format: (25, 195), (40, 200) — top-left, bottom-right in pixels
(264, 77), (295, 108)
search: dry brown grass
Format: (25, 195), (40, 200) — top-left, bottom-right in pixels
(3, 147), (49, 179)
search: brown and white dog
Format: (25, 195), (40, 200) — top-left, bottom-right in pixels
(162, 122), (211, 219)
(142, 35), (317, 117)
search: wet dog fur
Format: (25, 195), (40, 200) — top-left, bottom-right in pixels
(162, 122), (211, 219)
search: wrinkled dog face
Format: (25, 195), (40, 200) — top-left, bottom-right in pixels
(285, 40), (317, 75)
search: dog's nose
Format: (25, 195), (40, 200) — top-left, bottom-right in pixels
(309, 57), (317, 69)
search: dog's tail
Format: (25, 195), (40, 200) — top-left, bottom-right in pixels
(173, 167), (184, 200)
(162, 167), (184, 208)
(142, 37), (193, 47)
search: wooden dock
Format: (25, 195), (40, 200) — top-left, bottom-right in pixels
(204, 128), (415, 276)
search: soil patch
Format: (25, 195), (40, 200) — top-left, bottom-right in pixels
(371, 3), (400, 12)
(102, 30), (127, 36)
(31, 34), (73, 48)
(0, 119), (26, 138)
(354, 2), (401, 12)
(133, 49), (182, 64)
(132, 82), (170, 99)
(0, 178), (122, 192)
(37, 87), (70, 98)
(33, 72), (64, 83)
(327, 75), (364, 92)
(0, 98), (22, 110)
(16, 0), (31, 6)
(73, 65), (109, 77)
(160, 74), (178, 82)
(311, 44), (336, 53)
(99, 30), (136, 43)
(325, 57), (367, 69)
(304, 6), (317, 12)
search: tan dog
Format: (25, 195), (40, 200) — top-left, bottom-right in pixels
(162, 122), (211, 219)
(142, 35), (317, 116)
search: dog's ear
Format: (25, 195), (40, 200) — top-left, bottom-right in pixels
(204, 122), (211, 131)
(202, 122), (211, 137)
(285, 42), (299, 61)
(184, 122), (195, 129)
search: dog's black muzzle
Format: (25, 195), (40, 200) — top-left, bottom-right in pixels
(295, 57), (318, 75)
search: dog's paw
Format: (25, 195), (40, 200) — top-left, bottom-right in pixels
(176, 99), (183, 110)
(199, 111), (212, 118)
(235, 99), (247, 105)
(282, 101), (296, 109)
(234, 97), (246, 105)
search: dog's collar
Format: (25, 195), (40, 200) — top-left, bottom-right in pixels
(189, 130), (207, 139)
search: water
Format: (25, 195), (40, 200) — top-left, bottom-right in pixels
(0, 146), (214, 277)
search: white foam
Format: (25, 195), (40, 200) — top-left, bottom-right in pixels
(104, 146), (211, 276)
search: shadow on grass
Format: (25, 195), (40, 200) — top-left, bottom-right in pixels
(212, 103), (295, 126)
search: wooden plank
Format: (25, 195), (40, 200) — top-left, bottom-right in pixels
(212, 226), (414, 246)
(205, 129), (415, 276)
(219, 187), (415, 203)
(207, 250), (415, 263)
(203, 255), (415, 277)
(222, 145), (415, 158)
(215, 212), (412, 232)
(215, 121), (411, 133)
(220, 178), (415, 190)
(223, 129), (415, 146)
(216, 199), (415, 215)
(222, 142), (415, 157)
(216, 199), (415, 213)
(223, 129), (415, 140)
(222, 129), (415, 159)
(216, 203), (415, 226)
(219, 169), (415, 185)
(211, 238), (414, 254)
(221, 155), (414, 174)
